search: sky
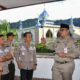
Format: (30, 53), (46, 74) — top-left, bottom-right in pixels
(0, 0), (80, 22)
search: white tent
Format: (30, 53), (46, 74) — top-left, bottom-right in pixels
(0, 0), (64, 10)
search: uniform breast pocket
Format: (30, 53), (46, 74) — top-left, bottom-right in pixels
(29, 46), (35, 51)
(67, 47), (72, 53)
(21, 49), (27, 55)
(21, 52), (25, 56)
(64, 47), (68, 53)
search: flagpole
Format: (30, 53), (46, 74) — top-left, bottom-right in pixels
(18, 20), (23, 42)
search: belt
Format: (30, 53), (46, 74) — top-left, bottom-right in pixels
(56, 61), (69, 64)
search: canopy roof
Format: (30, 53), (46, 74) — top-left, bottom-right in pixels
(0, 0), (63, 11)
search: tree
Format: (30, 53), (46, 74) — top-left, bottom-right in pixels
(0, 20), (10, 35)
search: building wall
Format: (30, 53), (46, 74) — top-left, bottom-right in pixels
(18, 27), (36, 43)
(38, 27), (60, 43)
(75, 28), (80, 36)
(17, 26), (80, 44)
(35, 28), (39, 44)
(39, 28), (43, 43)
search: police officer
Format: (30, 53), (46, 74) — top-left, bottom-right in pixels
(6, 32), (15, 80)
(0, 34), (13, 80)
(52, 24), (79, 80)
(15, 32), (37, 80)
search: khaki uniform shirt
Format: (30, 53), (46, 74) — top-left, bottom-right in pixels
(5, 41), (14, 56)
(54, 36), (79, 62)
(15, 42), (37, 70)
(5, 41), (15, 63)
(0, 45), (11, 75)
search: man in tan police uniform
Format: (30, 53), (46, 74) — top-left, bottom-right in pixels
(52, 24), (79, 80)
(6, 32), (15, 80)
(15, 32), (37, 80)
(0, 34), (13, 80)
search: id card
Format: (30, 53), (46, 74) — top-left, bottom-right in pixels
(64, 47), (68, 53)
(22, 52), (25, 55)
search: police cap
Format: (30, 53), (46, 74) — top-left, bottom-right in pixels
(60, 23), (69, 30)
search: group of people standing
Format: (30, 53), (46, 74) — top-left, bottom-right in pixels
(0, 32), (37, 80)
(0, 32), (15, 80)
(0, 23), (79, 80)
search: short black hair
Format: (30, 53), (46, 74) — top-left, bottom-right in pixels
(0, 34), (4, 37)
(7, 32), (15, 37)
(23, 32), (32, 38)
(60, 23), (69, 30)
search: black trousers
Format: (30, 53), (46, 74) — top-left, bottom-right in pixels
(20, 69), (33, 80)
(8, 61), (15, 80)
(1, 73), (9, 80)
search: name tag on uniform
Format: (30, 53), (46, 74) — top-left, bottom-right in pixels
(4, 48), (9, 53)
(64, 47), (68, 53)
(22, 52), (25, 55)
(0, 49), (4, 54)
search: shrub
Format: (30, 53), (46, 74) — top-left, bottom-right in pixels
(36, 43), (55, 54)
(76, 39), (80, 45)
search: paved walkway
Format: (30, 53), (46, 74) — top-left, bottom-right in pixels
(15, 76), (51, 80)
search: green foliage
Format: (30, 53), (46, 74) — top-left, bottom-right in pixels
(76, 39), (80, 45)
(36, 43), (54, 53)
(36, 43), (45, 49)
(0, 20), (18, 37)
(0, 20), (10, 34)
